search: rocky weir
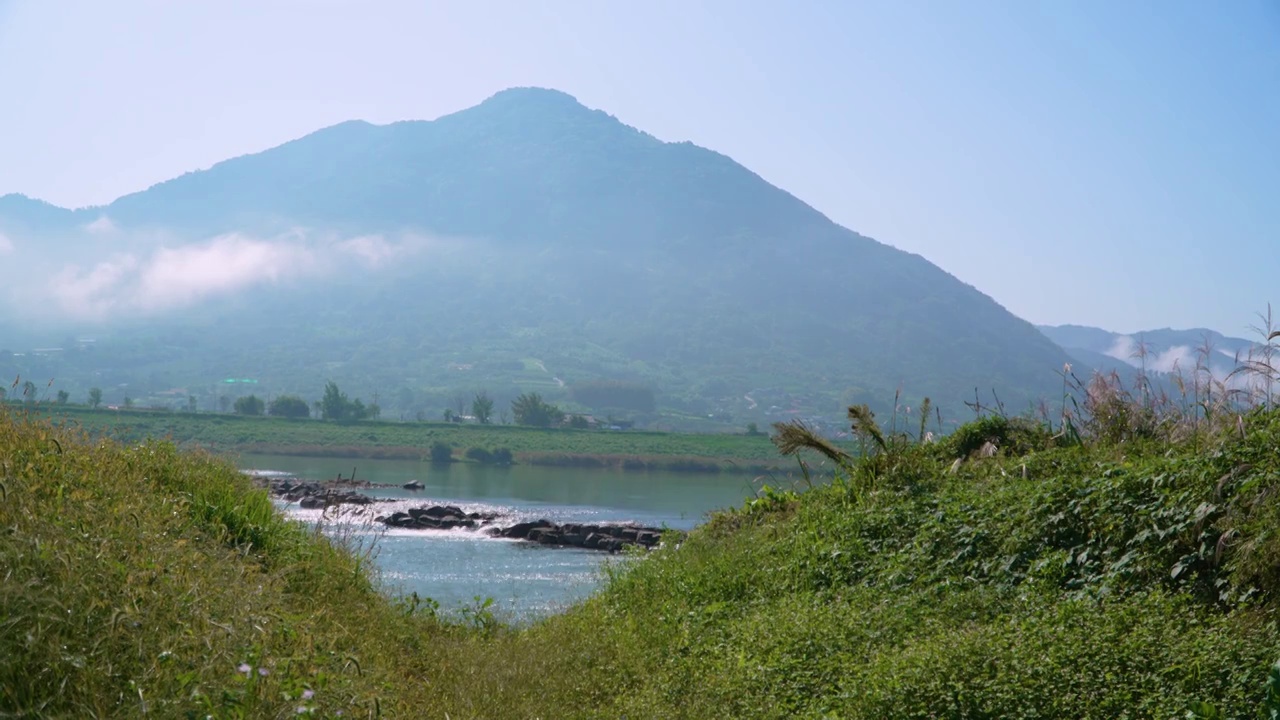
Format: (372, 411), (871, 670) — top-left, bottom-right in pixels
(249, 473), (681, 553)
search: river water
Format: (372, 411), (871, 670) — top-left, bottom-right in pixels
(236, 453), (757, 622)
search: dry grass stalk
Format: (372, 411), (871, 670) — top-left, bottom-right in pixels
(770, 420), (852, 464)
(847, 404), (887, 451)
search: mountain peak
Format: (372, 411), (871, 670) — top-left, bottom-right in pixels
(479, 86), (584, 109)
(0, 90), (1073, 420)
(457, 86), (625, 132)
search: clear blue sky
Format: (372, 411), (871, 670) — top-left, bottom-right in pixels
(1, 0), (1276, 335)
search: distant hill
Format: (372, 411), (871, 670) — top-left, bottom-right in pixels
(1, 88), (1070, 428)
(0, 193), (76, 233)
(1037, 323), (1262, 382)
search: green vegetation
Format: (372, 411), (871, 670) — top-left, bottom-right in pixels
(319, 381), (372, 422)
(0, 409), (442, 717)
(267, 394), (311, 418)
(6, 349), (1280, 717)
(471, 390), (494, 425)
(232, 393), (264, 416)
(570, 379), (656, 413)
(430, 440), (453, 464)
(0, 88), (1072, 430)
(464, 446), (513, 465)
(511, 391), (561, 427)
(34, 404), (791, 472)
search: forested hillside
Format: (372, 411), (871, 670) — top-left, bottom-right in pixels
(0, 88), (1070, 428)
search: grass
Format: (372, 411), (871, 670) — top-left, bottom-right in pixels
(29, 405), (796, 472)
(5, 352), (1280, 717)
(0, 407), (462, 717)
(485, 401), (1280, 719)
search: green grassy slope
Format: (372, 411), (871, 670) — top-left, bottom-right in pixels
(0, 409), (455, 717)
(448, 407), (1280, 718)
(5, 403), (1280, 718)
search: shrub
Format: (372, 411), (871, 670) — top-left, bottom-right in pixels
(945, 414), (1054, 458)
(267, 394), (311, 419)
(429, 440), (453, 463)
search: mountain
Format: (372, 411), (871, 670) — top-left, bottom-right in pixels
(1037, 323), (1261, 381)
(1, 88), (1071, 428)
(0, 194), (76, 234)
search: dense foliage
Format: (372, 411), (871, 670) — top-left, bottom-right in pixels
(6, 385), (1280, 716)
(267, 393), (311, 418)
(511, 391), (562, 427)
(505, 404), (1280, 718)
(471, 391), (494, 424)
(319, 381), (373, 421)
(0, 410), (441, 717)
(232, 393), (264, 415)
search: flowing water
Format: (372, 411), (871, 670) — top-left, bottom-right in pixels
(236, 453), (756, 622)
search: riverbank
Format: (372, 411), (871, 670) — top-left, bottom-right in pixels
(6, 405), (1280, 717)
(31, 405), (809, 473)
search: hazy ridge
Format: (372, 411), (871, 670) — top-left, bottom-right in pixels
(1, 88), (1071, 428)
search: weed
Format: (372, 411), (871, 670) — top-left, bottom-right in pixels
(9, 317), (1280, 718)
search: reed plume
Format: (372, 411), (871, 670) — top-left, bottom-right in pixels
(770, 420), (852, 464)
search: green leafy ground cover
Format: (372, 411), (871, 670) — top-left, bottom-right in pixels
(33, 405), (792, 472)
(5, 394), (1280, 718)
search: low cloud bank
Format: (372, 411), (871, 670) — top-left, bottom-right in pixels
(1106, 336), (1208, 375)
(32, 226), (433, 322)
(1102, 334), (1271, 390)
(82, 215), (119, 236)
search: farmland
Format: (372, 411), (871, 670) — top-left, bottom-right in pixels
(28, 405), (809, 473)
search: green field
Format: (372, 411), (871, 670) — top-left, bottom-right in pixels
(6, 392), (1280, 717)
(31, 405), (803, 472)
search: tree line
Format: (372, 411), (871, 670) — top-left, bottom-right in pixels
(54, 381), (591, 430)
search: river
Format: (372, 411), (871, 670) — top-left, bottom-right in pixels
(236, 453), (757, 622)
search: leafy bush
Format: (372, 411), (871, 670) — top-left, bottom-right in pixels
(429, 440), (453, 463)
(945, 413), (1054, 458)
(267, 394), (311, 418)
(511, 392), (562, 427)
(233, 394), (264, 416)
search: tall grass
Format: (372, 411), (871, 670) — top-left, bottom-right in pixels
(530, 402), (1280, 718)
(7, 317), (1280, 718)
(0, 407), (461, 718)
